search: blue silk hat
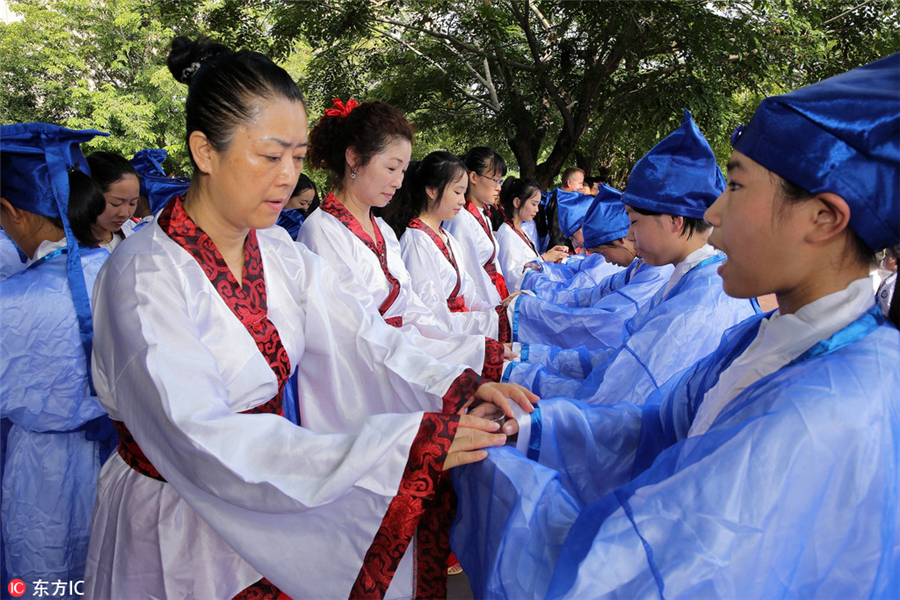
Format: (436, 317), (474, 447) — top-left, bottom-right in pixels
(557, 189), (596, 238)
(583, 184), (631, 247)
(130, 148), (168, 177)
(622, 110), (725, 219)
(732, 52), (900, 250)
(1, 122), (108, 385)
(130, 149), (191, 214)
(143, 175), (191, 214)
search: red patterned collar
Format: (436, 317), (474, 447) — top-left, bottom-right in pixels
(321, 192), (402, 321)
(504, 219), (538, 257)
(407, 218), (462, 300)
(157, 196), (291, 397)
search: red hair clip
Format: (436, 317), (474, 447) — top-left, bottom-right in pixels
(324, 98), (358, 118)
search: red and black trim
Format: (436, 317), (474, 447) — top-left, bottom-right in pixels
(321, 193), (402, 320)
(232, 577), (291, 600)
(350, 413), (459, 599)
(407, 219), (469, 314)
(504, 219), (539, 258)
(464, 198), (510, 300)
(114, 196), (290, 483)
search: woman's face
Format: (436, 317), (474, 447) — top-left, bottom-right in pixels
(349, 138), (412, 209)
(95, 174), (140, 235)
(429, 170), (468, 222)
(203, 98), (308, 232)
(516, 191), (541, 223)
(287, 188), (316, 211)
(705, 151), (803, 299)
(468, 168), (502, 206)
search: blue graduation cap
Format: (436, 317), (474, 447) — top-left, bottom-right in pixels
(556, 189), (595, 238)
(130, 148), (168, 177)
(732, 52), (900, 250)
(130, 149), (191, 214)
(0, 122), (108, 385)
(142, 175), (191, 214)
(622, 110), (725, 219)
(583, 184), (630, 247)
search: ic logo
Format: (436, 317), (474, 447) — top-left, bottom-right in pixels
(7, 579), (26, 597)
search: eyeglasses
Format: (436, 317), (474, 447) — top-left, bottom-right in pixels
(477, 173), (503, 186)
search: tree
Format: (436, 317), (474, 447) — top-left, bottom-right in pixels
(0, 0), (283, 175)
(272, 0), (899, 187)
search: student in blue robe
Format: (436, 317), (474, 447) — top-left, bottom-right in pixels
(505, 111), (759, 401)
(452, 53), (900, 600)
(0, 123), (116, 592)
(520, 188), (622, 292)
(509, 187), (675, 353)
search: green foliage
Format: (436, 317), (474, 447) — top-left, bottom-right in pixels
(2, 0), (897, 187)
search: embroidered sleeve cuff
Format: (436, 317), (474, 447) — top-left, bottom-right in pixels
(442, 367), (489, 413)
(481, 338), (505, 383)
(495, 304), (512, 343)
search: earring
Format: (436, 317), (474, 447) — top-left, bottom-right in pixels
(350, 172), (356, 179)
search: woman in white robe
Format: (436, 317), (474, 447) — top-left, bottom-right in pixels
(495, 177), (568, 292)
(381, 151), (510, 342)
(84, 37), (531, 600)
(299, 103), (516, 389)
(443, 147), (510, 304)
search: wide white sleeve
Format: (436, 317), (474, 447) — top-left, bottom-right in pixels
(90, 239), (435, 598)
(496, 224), (540, 292)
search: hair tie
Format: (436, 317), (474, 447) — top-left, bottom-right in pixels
(324, 98), (358, 118)
(182, 61), (202, 81)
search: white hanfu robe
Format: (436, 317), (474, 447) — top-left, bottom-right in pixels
(495, 221), (542, 292)
(85, 199), (476, 599)
(298, 198), (499, 394)
(444, 199), (506, 304)
(399, 222), (501, 340)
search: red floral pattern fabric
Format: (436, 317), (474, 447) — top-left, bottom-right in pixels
(232, 577), (292, 600)
(440, 367), (487, 414)
(482, 338), (505, 382)
(495, 305), (512, 344)
(350, 413), (458, 599)
(321, 193), (402, 320)
(113, 196), (290, 483)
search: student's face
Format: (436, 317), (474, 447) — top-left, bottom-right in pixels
(591, 238), (636, 267)
(95, 174), (140, 234)
(625, 207), (683, 267)
(288, 188), (316, 211)
(203, 98), (308, 232)
(430, 170), (468, 222)
(468, 168), (502, 206)
(515, 190), (541, 222)
(705, 151), (804, 299)
(570, 227), (584, 250)
(349, 138), (411, 209)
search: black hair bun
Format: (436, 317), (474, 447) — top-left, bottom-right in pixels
(167, 35), (233, 85)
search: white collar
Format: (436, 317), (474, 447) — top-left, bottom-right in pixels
(663, 244), (718, 295)
(688, 277), (875, 438)
(31, 237), (67, 262)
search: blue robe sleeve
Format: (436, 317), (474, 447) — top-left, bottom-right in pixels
(453, 315), (900, 600)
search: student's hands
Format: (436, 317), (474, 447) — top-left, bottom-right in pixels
(459, 382), (537, 431)
(501, 290), (526, 307)
(541, 248), (568, 263)
(443, 414), (508, 470)
(503, 343), (519, 360)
